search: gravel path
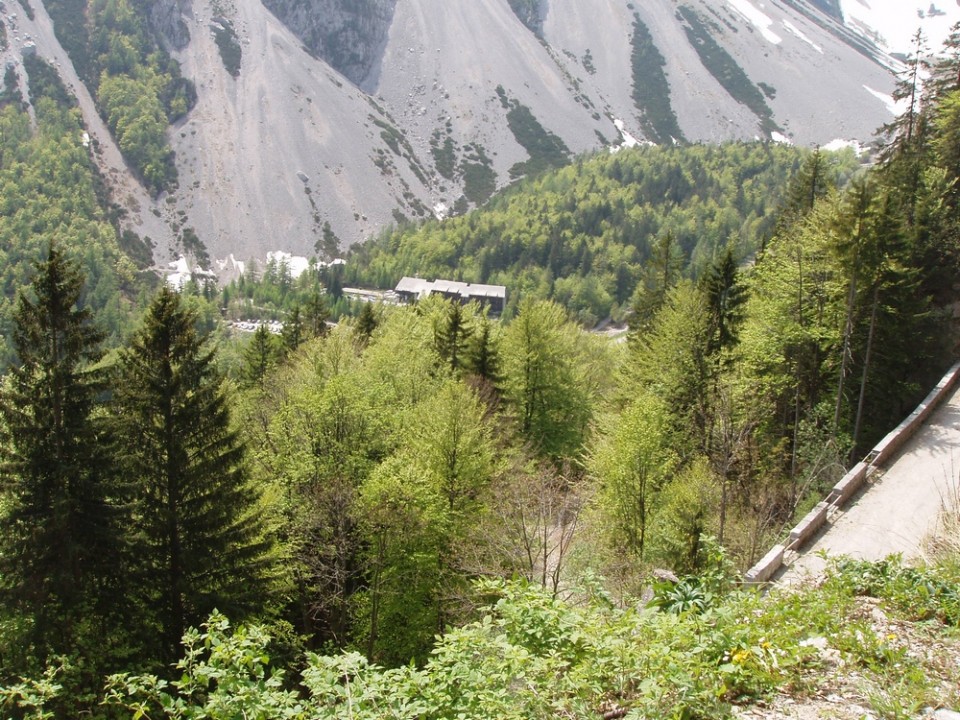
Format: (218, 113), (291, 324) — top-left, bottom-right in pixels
(779, 383), (960, 584)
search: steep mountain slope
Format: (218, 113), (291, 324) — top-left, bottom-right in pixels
(1, 0), (909, 271)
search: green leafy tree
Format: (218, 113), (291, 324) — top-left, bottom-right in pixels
(410, 381), (494, 515)
(113, 287), (274, 661)
(625, 281), (711, 452)
(501, 299), (591, 461)
(356, 456), (447, 665)
(263, 368), (384, 648)
(0, 245), (126, 668)
(590, 390), (676, 563)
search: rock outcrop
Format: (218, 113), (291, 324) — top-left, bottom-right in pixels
(150, 0), (191, 50)
(259, 0), (398, 87)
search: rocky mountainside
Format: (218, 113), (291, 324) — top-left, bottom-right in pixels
(0, 0), (916, 272)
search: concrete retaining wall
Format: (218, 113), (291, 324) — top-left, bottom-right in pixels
(744, 360), (960, 586)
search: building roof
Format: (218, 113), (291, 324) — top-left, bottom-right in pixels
(396, 277), (435, 297)
(395, 277), (506, 301)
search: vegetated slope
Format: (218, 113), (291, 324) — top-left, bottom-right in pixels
(102, 560), (960, 720)
(345, 142), (858, 325)
(1, 0), (900, 270)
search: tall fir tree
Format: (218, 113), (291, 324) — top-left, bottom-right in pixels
(242, 323), (279, 388)
(0, 244), (126, 667)
(113, 287), (273, 661)
(702, 248), (747, 357)
(304, 288), (331, 338)
(433, 299), (474, 375)
(629, 231), (683, 334)
(281, 304), (305, 354)
(354, 302), (380, 345)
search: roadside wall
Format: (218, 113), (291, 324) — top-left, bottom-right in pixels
(743, 360), (960, 586)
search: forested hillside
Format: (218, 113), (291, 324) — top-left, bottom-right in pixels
(342, 142), (858, 324)
(0, 52), (150, 368)
(3, 27), (960, 720)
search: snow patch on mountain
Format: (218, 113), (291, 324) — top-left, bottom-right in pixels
(267, 251), (311, 279)
(841, 0), (960, 54)
(612, 118), (645, 149)
(863, 84), (899, 114)
(783, 19), (824, 54)
(725, 0), (782, 44)
(824, 138), (865, 154)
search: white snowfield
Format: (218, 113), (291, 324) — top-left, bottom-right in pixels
(780, 382), (960, 584)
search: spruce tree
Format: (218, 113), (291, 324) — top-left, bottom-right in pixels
(0, 245), (124, 665)
(354, 302), (379, 345)
(242, 323), (279, 388)
(113, 287), (273, 661)
(281, 304), (305, 353)
(702, 248), (747, 356)
(304, 288), (331, 338)
(629, 231), (683, 334)
(465, 311), (503, 386)
(433, 299), (473, 374)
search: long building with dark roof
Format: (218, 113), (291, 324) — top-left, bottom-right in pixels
(395, 277), (506, 314)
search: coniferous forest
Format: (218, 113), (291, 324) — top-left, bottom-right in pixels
(3, 25), (960, 720)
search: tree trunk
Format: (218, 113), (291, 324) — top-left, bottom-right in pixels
(852, 285), (880, 459)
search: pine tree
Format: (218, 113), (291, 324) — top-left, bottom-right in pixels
(702, 248), (747, 356)
(629, 231), (683, 334)
(879, 31), (933, 227)
(304, 289), (331, 338)
(354, 302), (379, 345)
(279, 304), (304, 354)
(770, 147), (834, 240)
(465, 311), (503, 386)
(242, 323), (279, 388)
(113, 287), (273, 661)
(0, 245), (125, 665)
(433, 299), (473, 374)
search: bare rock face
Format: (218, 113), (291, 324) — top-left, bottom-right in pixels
(150, 0), (191, 50)
(259, 0), (398, 86)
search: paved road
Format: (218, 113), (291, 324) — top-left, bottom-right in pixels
(779, 382), (960, 584)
